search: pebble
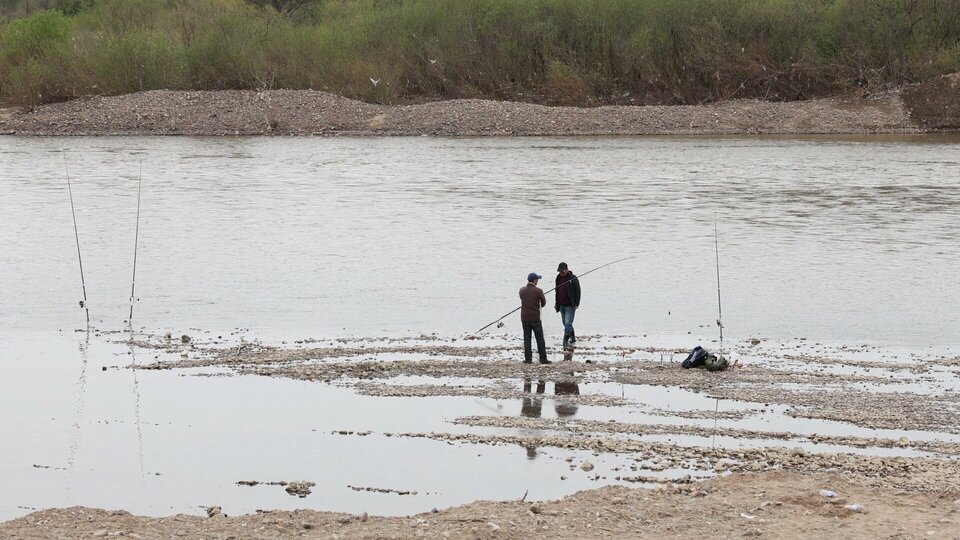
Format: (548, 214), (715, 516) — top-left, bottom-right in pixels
(92, 530), (107, 538)
(205, 506), (222, 518)
(285, 481), (316, 498)
(581, 462), (595, 471)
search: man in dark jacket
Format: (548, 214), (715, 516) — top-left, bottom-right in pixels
(554, 262), (581, 349)
(519, 272), (551, 364)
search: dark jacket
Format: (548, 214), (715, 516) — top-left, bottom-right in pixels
(519, 283), (547, 321)
(554, 272), (581, 310)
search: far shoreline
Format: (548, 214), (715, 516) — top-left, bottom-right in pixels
(0, 88), (951, 138)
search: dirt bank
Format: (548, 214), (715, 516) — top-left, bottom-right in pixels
(902, 72), (960, 130)
(0, 90), (924, 136)
(2, 471), (957, 539)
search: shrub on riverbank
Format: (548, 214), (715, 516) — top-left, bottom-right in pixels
(1, 0), (958, 107)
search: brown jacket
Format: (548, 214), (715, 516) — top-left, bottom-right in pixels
(519, 283), (547, 322)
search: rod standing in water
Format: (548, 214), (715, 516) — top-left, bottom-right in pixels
(554, 262), (581, 349)
(519, 272), (551, 364)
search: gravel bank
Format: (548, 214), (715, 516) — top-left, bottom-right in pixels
(5, 330), (954, 537)
(0, 89), (923, 136)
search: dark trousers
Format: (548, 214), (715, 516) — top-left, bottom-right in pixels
(522, 320), (548, 362)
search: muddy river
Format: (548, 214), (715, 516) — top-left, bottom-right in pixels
(1, 136), (958, 521)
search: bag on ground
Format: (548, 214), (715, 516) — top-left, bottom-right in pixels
(681, 346), (708, 369)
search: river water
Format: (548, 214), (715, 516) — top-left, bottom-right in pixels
(1, 135), (958, 520)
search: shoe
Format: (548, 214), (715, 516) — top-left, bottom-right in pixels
(539, 359), (552, 365)
(562, 333), (570, 347)
(569, 330), (576, 344)
(523, 359), (532, 364)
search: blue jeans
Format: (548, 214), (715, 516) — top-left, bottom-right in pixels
(559, 305), (576, 335)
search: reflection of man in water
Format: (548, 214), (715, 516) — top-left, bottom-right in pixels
(555, 348), (581, 416)
(521, 377), (545, 459)
(521, 377), (546, 417)
(554, 375), (580, 418)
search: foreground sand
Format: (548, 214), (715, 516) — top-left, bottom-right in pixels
(2, 471), (958, 539)
(4, 330), (958, 538)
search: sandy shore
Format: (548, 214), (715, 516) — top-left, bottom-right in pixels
(0, 90), (926, 136)
(4, 330), (958, 538)
(2, 471), (958, 539)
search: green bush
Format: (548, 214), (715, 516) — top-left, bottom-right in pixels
(1, 9), (69, 104)
(2, 8), (67, 61)
(0, 0), (958, 107)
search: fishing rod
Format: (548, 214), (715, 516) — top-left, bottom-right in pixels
(64, 156), (90, 325)
(714, 219), (723, 344)
(473, 255), (636, 335)
(129, 160), (142, 321)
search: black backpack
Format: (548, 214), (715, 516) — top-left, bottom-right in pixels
(681, 346), (708, 369)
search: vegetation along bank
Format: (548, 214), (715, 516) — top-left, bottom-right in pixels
(1, 0), (959, 110)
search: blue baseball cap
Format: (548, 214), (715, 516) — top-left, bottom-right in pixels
(527, 272), (542, 282)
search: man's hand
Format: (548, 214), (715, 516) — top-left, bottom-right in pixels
(573, 305), (578, 310)
(554, 305), (560, 312)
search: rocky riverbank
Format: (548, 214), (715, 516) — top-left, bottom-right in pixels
(4, 329), (956, 538)
(0, 89), (928, 137)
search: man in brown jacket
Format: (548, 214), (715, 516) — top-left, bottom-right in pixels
(519, 273), (551, 364)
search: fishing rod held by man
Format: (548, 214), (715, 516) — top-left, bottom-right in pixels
(473, 255), (634, 335)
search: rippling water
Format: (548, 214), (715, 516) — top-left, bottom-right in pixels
(1, 136), (958, 344)
(1, 135), (959, 521)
